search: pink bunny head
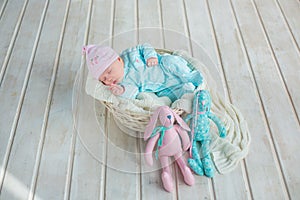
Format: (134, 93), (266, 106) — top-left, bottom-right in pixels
(144, 106), (190, 140)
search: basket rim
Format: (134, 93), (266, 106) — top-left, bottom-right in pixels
(102, 101), (184, 117)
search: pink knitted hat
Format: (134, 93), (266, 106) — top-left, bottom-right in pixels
(82, 45), (119, 80)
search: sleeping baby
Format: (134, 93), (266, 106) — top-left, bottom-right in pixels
(82, 43), (203, 102)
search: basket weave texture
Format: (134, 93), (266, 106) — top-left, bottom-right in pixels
(100, 49), (197, 132)
(104, 101), (184, 132)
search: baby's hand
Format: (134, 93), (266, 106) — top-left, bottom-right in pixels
(146, 57), (158, 67)
(109, 84), (124, 96)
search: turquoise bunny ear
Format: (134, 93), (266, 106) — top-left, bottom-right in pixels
(194, 90), (212, 113)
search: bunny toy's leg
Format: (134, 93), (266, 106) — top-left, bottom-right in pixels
(200, 139), (214, 177)
(159, 156), (173, 192)
(174, 153), (194, 186)
(188, 140), (204, 176)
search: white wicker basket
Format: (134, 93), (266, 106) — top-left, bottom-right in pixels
(97, 48), (201, 133)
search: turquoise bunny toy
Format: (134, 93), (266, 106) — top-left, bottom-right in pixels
(185, 90), (226, 177)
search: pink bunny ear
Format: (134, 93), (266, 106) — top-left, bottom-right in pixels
(144, 107), (162, 141)
(172, 110), (190, 131)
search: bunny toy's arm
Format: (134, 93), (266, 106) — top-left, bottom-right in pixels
(208, 112), (226, 138)
(145, 133), (160, 166)
(174, 125), (191, 151)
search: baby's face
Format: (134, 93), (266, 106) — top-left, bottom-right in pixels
(99, 57), (124, 86)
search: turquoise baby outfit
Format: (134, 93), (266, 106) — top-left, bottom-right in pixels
(119, 43), (203, 102)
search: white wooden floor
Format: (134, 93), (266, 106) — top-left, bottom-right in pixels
(0, 0), (300, 199)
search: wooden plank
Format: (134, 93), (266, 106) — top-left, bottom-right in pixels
(89, 0), (114, 46)
(230, 0), (300, 198)
(160, 0), (191, 52)
(69, 0), (113, 199)
(0, 0), (8, 19)
(252, 0), (300, 132)
(104, 0), (140, 199)
(138, 0), (164, 48)
(0, 0), (28, 84)
(184, 0), (228, 98)
(112, 0), (137, 52)
(276, 0), (300, 50)
(0, 0), (48, 198)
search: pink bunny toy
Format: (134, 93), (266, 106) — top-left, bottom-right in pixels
(144, 106), (195, 192)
